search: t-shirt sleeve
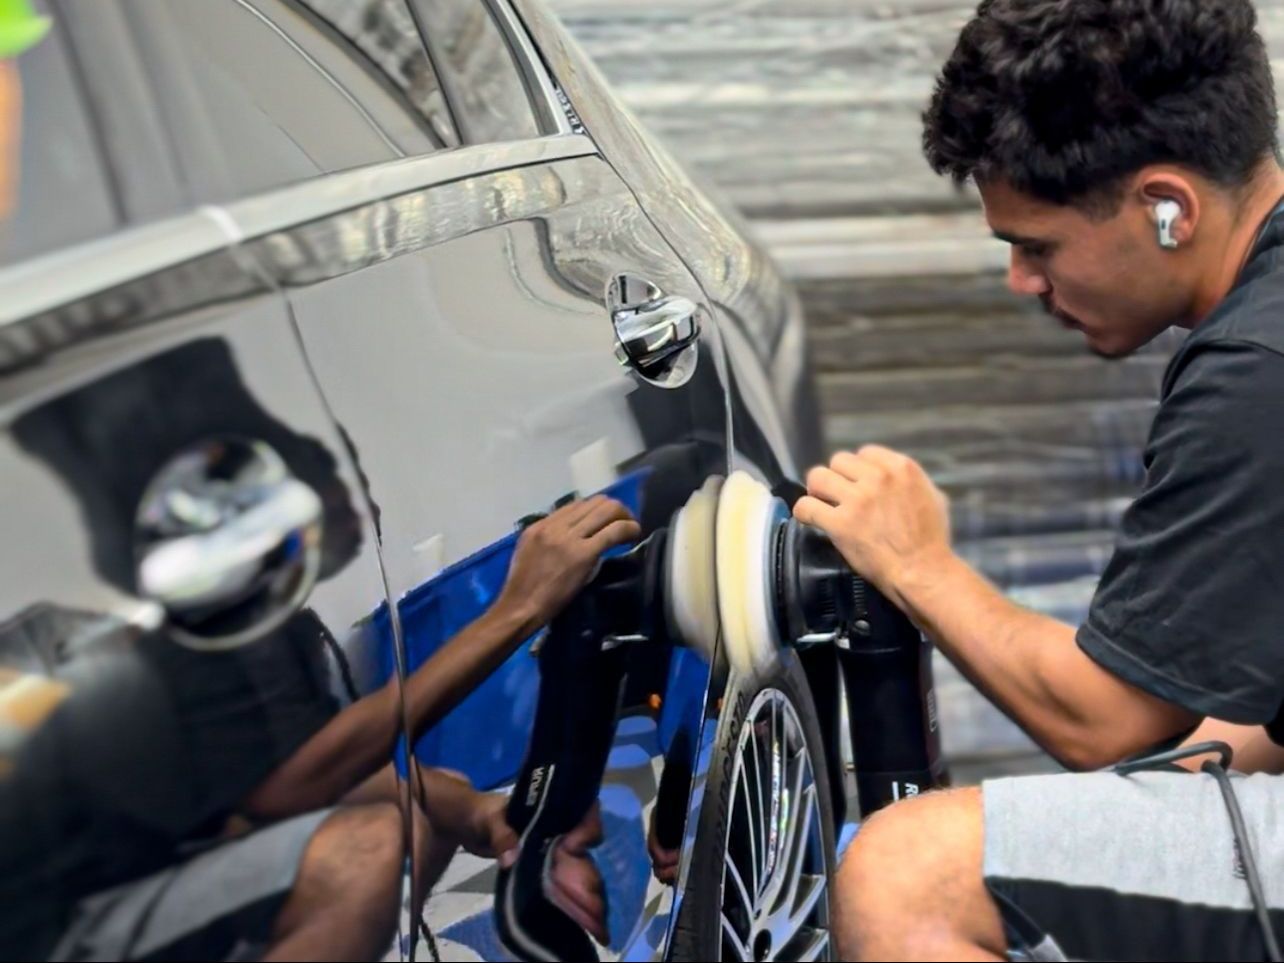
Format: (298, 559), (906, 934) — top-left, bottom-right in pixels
(1077, 341), (1284, 723)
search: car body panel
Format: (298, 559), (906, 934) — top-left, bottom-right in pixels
(0, 213), (407, 959)
(223, 142), (729, 958)
(0, 1), (826, 959)
(508, 0), (825, 473)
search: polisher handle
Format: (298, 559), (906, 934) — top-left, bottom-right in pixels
(498, 553), (646, 961)
(840, 584), (947, 815)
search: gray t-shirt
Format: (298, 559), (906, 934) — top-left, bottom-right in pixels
(1078, 204), (1284, 738)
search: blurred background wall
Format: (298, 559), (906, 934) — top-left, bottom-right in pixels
(550, 0), (1284, 779)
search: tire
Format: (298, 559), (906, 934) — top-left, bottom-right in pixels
(670, 650), (837, 961)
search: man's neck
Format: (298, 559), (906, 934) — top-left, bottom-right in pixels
(1191, 164), (1284, 326)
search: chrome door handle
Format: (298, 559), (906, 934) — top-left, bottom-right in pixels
(608, 274), (701, 382)
(135, 438), (323, 650)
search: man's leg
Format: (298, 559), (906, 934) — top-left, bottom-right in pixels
(341, 762), (480, 895)
(837, 771), (1284, 963)
(836, 787), (1007, 961)
(264, 802), (405, 961)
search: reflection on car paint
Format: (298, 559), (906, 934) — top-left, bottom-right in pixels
(383, 471), (646, 788)
(0, 0), (830, 956)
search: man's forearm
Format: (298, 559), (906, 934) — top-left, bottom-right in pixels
(403, 600), (537, 743)
(243, 601), (537, 820)
(1176, 718), (1284, 774)
(894, 550), (1195, 769)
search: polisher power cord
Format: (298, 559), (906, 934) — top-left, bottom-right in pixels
(1115, 741), (1282, 962)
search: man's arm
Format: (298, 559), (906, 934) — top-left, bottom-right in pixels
(242, 496), (641, 820)
(795, 446), (1198, 771)
(893, 550), (1197, 770)
(1175, 718), (1284, 774)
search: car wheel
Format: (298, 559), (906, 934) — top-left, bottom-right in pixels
(670, 651), (836, 961)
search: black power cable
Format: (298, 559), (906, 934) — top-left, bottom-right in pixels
(1115, 741), (1282, 962)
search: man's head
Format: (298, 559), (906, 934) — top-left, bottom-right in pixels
(924, 0), (1281, 357)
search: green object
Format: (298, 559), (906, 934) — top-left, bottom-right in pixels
(0, 0), (51, 59)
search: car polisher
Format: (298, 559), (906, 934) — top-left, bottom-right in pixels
(499, 474), (947, 959)
(714, 470), (947, 813)
(498, 480), (722, 963)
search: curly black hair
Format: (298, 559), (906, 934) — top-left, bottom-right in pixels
(923, 0), (1280, 210)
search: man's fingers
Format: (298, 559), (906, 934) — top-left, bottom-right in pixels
(561, 803), (605, 853)
(547, 860), (608, 943)
(792, 494), (840, 531)
(653, 851), (679, 872)
(557, 494), (606, 529)
(587, 518), (642, 554)
(493, 822), (519, 856)
(805, 466), (853, 507)
(856, 444), (914, 474)
(572, 495), (634, 535)
(828, 450), (865, 482)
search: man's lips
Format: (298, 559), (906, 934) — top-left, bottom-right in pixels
(1041, 295), (1082, 330)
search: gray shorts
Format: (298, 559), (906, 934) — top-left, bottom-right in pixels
(50, 809), (331, 962)
(983, 770), (1284, 961)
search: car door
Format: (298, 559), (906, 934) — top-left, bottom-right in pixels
(0, 8), (416, 961)
(157, 1), (733, 958)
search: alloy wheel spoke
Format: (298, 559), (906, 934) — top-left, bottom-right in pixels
(721, 914), (752, 961)
(722, 690), (832, 962)
(785, 927), (831, 962)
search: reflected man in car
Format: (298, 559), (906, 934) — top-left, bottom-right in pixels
(2, 334), (633, 961)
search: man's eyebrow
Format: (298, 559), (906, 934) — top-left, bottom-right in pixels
(992, 229), (1049, 247)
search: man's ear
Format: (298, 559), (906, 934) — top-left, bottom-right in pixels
(1135, 170), (1201, 247)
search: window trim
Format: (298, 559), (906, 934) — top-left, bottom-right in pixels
(482, 0), (572, 137)
(277, 0), (460, 150)
(405, 0), (566, 144)
(222, 134), (596, 241)
(234, 0), (405, 156)
(0, 134), (598, 331)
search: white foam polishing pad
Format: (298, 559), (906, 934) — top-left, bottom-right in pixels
(665, 475), (723, 661)
(715, 471), (787, 678)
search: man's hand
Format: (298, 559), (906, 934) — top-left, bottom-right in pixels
(646, 815), (680, 885)
(496, 495), (642, 634)
(547, 803), (609, 945)
(794, 446), (952, 602)
(466, 790), (520, 867)
(431, 776), (611, 944)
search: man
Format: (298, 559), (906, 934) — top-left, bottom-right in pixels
(794, 1), (1284, 959)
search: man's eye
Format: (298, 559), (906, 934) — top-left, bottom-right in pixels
(1020, 243), (1049, 259)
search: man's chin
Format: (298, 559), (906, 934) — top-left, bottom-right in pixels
(1082, 330), (1135, 360)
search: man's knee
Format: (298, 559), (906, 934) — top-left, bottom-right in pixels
(300, 802), (405, 902)
(271, 804), (406, 955)
(836, 787), (1003, 959)
(842, 787), (983, 887)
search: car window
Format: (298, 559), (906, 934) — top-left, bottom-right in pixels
(408, 0), (543, 144)
(1, 7), (119, 267)
(126, 0), (436, 203)
(299, 0), (460, 149)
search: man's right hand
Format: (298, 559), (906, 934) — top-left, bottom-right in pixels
(794, 446), (953, 604)
(495, 495), (642, 635)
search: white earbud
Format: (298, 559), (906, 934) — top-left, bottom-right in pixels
(1155, 200), (1182, 250)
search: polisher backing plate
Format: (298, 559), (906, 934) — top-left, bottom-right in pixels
(715, 470), (787, 678)
(665, 475), (723, 662)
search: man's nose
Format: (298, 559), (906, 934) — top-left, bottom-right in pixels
(1007, 251), (1051, 297)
